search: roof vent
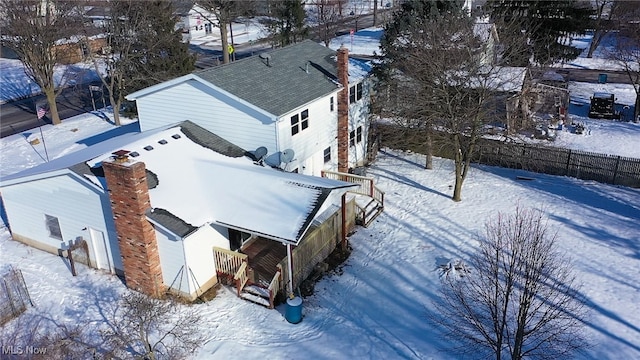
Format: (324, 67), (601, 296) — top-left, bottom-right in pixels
(171, 134), (181, 139)
(144, 145), (154, 151)
(259, 53), (271, 67)
(158, 139), (168, 145)
(129, 151), (140, 157)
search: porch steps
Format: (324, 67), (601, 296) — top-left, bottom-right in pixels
(240, 285), (271, 308)
(357, 197), (384, 228)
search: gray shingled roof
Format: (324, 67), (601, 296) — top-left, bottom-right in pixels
(194, 40), (341, 117)
(147, 208), (198, 238)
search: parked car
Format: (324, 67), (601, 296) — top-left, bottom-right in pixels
(588, 92), (620, 120)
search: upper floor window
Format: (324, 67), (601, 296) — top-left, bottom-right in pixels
(291, 114), (300, 135)
(291, 109), (309, 136)
(301, 109), (309, 130)
(324, 147), (331, 163)
(349, 82), (363, 104)
(45, 214), (62, 240)
(330, 96), (334, 112)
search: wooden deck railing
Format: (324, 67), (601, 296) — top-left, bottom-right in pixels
(233, 262), (249, 297)
(213, 247), (248, 282)
(322, 170), (385, 208)
(267, 270), (281, 309)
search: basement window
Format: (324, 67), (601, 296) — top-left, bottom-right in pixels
(45, 214), (63, 240)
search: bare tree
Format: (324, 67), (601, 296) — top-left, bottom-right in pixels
(433, 207), (587, 360)
(375, 6), (527, 201)
(195, 0), (257, 64)
(309, 0), (342, 46)
(0, 0), (83, 125)
(101, 291), (206, 360)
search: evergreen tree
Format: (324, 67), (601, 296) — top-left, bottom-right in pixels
(262, 0), (308, 47)
(124, 0), (196, 92)
(486, 0), (593, 65)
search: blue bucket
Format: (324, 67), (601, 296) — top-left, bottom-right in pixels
(285, 296), (303, 324)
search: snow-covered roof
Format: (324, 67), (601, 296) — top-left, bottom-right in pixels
(2, 121), (356, 244)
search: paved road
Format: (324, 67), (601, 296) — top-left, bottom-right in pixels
(1, 83), (105, 138)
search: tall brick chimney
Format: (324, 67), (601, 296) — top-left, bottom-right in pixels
(337, 45), (349, 173)
(103, 152), (164, 298)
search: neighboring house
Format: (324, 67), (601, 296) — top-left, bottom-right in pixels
(126, 40), (373, 177)
(473, 20), (500, 66)
(0, 121), (358, 306)
(176, 3), (219, 42)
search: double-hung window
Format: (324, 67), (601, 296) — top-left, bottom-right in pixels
(291, 114), (300, 135)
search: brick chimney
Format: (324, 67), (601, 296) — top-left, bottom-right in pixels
(337, 45), (349, 173)
(103, 152), (164, 298)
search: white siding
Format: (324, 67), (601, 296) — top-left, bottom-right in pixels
(1, 174), (121, 271)
(183, 224), (229, 296)
(348, 79), (371, 168)
(155, 229), (191, 294)
(276, 92), (339, 175)
(135, 79), (277, 152)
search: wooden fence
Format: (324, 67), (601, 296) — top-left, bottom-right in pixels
(0, 267), (32, 326)
(475, 140), (640, 188)
(278, 198), (356, 293)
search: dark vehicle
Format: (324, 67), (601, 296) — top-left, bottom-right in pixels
(588, 92), (620, 119)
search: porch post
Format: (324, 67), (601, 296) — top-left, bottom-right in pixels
(286, 243), (294, 296)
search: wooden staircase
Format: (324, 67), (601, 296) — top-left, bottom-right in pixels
(321, 170), (384, 227)
(213, 247), (282, 309)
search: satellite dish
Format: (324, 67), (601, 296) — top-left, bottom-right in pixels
(254, 146), (268, 161)
(280, 149), (295, 163)
(264, 153), (281, 168)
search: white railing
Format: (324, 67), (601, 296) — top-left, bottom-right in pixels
(267, 270), (281, 309)
(321, 170), (372, 197)
(233, 262), (249, 297)
(213, 247), (248, 281)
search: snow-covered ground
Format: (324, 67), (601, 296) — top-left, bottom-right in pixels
(1, 26), (639, 359)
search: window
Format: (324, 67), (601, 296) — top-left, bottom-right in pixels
(301, 109), (309, 130)
(356, 126), (363, 143)
(330, 96), (334, 112)
(291, 114), (300, 135)
(324, 147), (331, 163)
(349, 130), (356, 147)
(349, 83), (364, 104)
(229, 229), (252, 251)
(290, 109), (309, 136)
(45, 214), (62, 240)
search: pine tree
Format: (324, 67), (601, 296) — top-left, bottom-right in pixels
(124, 0), (196, 92)
(262, 0), (308, 47)
(486, 0), (593, 65)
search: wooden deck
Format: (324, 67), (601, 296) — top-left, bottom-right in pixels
(242, 237), (286, 287)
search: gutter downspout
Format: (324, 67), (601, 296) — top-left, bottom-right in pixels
(286, 243), (294, 296)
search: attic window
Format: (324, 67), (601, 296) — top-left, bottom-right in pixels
(129, 151), (140, 157)
(171, 134), (181, 139)
(144, 145), (154, 151)
(158, 139), (168, 145)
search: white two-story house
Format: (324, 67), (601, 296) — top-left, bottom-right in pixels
(126, 40), (373, 177)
